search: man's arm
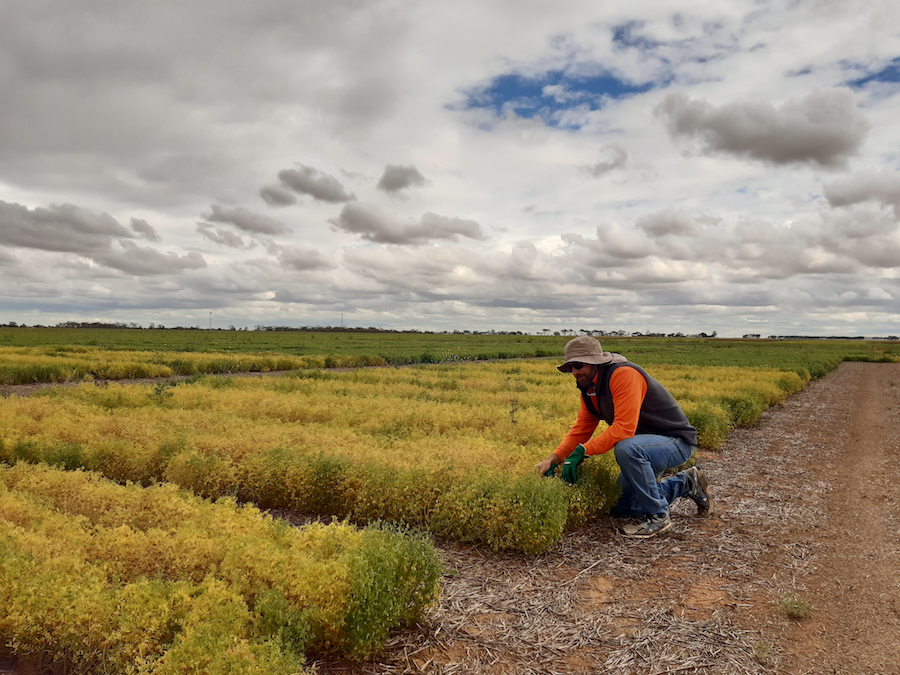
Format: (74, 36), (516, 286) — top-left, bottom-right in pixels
(553, 400), (600, 459)
(535, 397), (599, 476)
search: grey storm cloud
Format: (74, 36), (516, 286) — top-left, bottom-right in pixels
(562, 229), (710, 288)
(329, 202), (486, 245)
(201, 205), (290, 236)
(635, 209), (701, 237)
(377, 164), (429, 194)
(130, 217), (160, 241)
(655, 89), (870, 169)
(277, 166), (355, 203)
(94, 241), (207, 276)
(277, 245), (337, 271)
(585, 145), (628, 177)
(0, 200), (133, 253)
(0, 200), (208, 276)
(811, 206), (900, 270)
(823, 171), (900, 216)
(259, 185), (298, 207)
(197, 224), (246, 249)
(0, 248), (17, 266)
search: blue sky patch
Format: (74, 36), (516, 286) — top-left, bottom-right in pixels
(847, 57), (900, 87)
(464, 69), (652, 127)
(612, 21), (660, 51)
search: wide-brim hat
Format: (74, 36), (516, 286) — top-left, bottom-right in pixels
(557, 336), (616, 372)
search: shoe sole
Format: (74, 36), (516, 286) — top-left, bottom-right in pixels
(620, 519), (672, 539)
(689, 467), (713, 517)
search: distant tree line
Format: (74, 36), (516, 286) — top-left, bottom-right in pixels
(0, 321), (894, 340)
(765, 334), (898, 340)
(255, 325), (529, 335)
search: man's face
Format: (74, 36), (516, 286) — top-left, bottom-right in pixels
(570, 362), (599, 390)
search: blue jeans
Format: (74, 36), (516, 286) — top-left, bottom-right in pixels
(609, 434), (696, 519)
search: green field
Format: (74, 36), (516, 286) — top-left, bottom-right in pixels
(0, 327), (563, 363)
(1, 327), (898, 382)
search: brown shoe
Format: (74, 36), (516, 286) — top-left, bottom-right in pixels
(684, 466), (712, 517)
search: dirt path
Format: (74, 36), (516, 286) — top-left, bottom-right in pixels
(312, 361), (900, 674)
(773, 361), (900, 673)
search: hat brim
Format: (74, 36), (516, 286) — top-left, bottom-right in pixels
(556, 355), (613, 373)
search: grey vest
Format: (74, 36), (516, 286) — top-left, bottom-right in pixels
(580, 362), (698, 447)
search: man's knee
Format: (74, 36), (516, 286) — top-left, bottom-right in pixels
(614, 438), (643, 466)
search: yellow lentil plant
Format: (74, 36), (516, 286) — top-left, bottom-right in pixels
(0, 345), (388, 385)
(651, 365), (808, 447)
(0, 360), (807, 553)
(0, 463), (442, 672)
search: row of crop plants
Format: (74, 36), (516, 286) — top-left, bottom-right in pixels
(0, 345), (391, 385)
(0, 462), (441, 674)
(1, 361), (808, 554)
(4, 336), (898, 386)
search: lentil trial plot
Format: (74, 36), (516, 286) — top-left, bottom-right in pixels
(0, 361), (806, 554)
(0, 462), (442, 674)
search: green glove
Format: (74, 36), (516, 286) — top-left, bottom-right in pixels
(543, 462), (558, 478)
(561, 445), (587, 485)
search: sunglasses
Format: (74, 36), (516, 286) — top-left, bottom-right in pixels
(568, 362), (587, 370)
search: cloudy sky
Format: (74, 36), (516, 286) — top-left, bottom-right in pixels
(1, 0), (899, 337)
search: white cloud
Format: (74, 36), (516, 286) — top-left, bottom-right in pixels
(1, 0), (900, 336)
(867, 287), (892, 300)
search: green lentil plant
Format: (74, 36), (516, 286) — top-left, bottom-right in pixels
(753, 642), (772, 665)
(776, 591), (814, 619)
(429, 471), (570, 554)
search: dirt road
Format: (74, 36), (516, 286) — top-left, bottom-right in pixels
(767, 361), (900, 673)
(315, 361), (900, 674)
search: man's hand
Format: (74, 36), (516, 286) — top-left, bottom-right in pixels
(535, 456), (558, 477)
(561, 445), (587, 485)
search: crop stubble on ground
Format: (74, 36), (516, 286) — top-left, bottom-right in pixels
(314, 362), (900, 675)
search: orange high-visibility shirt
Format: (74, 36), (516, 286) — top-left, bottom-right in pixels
(553, 366), (647, 461)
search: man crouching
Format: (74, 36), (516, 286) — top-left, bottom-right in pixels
(535, 336), (712, 538)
